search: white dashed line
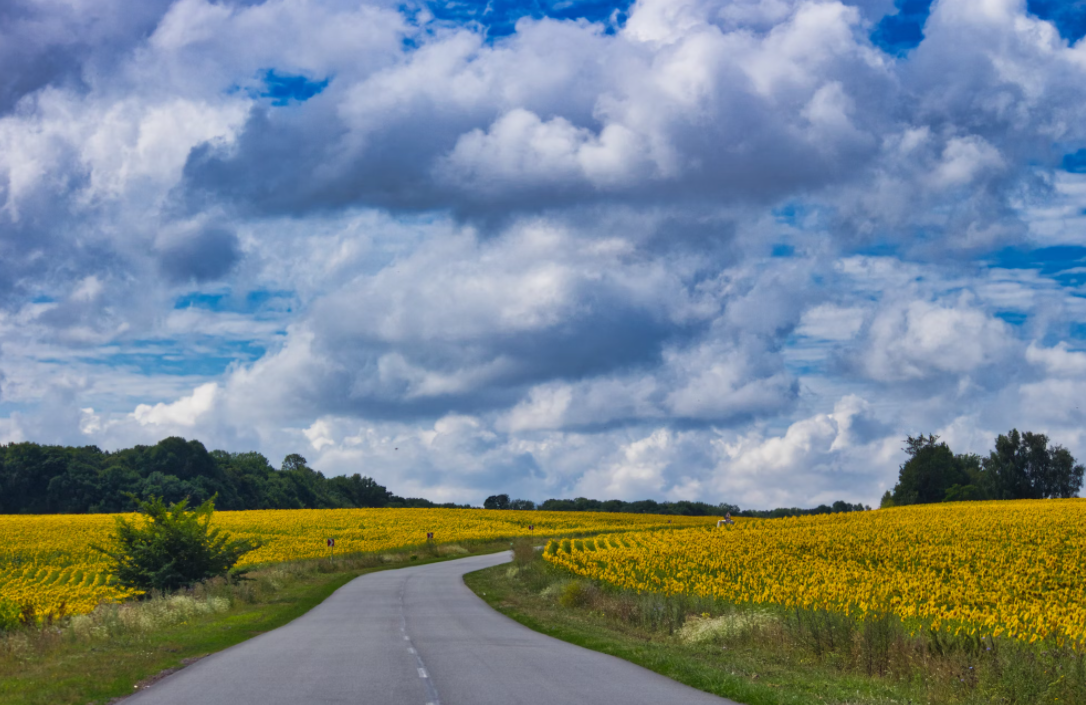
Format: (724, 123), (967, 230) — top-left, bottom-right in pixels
(400, 576), (442, 705)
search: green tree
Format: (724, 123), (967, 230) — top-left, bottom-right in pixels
(891, 434), (973, 505)
(484, 493), (511, 510)
(980, 429), (1085, 499)
(328, 474), (392, 507)
(94, 495), (261, 593)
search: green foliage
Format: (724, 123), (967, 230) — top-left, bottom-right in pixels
(982, 428), (1085, 500)
(0, 597), (20, 631)
(942, 483), (982, 502)
(889, 429), (1085, 506)
(94, 495), (262, 593)
(482, 495), (536, 510)
(0, 437), (453, 515)
(891, 434), (974, 506)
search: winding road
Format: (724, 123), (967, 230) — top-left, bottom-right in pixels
(127, 551), (737, 705)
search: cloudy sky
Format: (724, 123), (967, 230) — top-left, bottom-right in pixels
(3, 0), (1086, 508)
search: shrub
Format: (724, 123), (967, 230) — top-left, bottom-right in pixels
(558, 580), (593, 608)
(94, 495), (262, 593)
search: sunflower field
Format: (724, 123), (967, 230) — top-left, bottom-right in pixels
(544, 499), (1086, 645)
(0, 508), (711, 618)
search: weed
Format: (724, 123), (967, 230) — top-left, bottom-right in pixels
(557, 580), (594, 609)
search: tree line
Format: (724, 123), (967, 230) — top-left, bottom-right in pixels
(7, 428), (1071, 516)
(0, 437), (467, 514)
(483, 493), (868, 518)
(882, 428), (1085, 507)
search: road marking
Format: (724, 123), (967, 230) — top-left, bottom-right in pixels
(400, 575), (442, 705)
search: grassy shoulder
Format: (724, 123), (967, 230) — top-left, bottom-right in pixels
(0, 541), (508, 705)
(464, 543), (1084, 705)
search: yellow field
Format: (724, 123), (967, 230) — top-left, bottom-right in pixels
(0, 508), (712, 618)
(544, 500), (1086, 645)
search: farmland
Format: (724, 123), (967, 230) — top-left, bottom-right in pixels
(0, 508), (712, 618)
(544, 499), (1086, 645)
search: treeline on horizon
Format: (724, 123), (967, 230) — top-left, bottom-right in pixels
(9, 428), (1073, 518)
(482, 493), (868, 518)
(0, 437), (466, 515)
(0, 435), (867, 518)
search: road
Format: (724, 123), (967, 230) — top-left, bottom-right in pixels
(127, 551), (738, 705)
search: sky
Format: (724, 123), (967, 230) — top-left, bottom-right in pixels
(2, 0), (1086, 509)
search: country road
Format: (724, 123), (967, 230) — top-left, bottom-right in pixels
(126, 551), (738, 705)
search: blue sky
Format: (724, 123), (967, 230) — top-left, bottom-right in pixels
(3, 0), (1086, 507)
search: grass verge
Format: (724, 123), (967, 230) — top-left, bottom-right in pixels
(464, 540), (1085, 705)
(0, 541), (509, 705)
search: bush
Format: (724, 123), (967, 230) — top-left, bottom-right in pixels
(94, 495), (262, 593)
(558, 580), (594, 608)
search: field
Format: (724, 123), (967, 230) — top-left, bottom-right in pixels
(0, 508), (712, 619)
(544, 499), (1086, 645)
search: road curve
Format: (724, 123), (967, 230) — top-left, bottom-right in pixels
(127, 551), (738, 705)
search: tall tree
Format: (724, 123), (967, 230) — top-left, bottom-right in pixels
(980, 429), (1085, 500)
(890, 434), (972, 506)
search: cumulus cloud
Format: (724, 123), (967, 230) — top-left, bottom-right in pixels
(858, 296), (1014, 381)
(132, 382), (219, 427)
(3, 0), (1086, 508)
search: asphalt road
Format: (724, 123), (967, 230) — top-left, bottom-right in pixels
(127, 551), (738, 705)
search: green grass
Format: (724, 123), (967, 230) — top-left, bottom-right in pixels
(464, 544), (1085, 705)
(0, 542), (509, 705)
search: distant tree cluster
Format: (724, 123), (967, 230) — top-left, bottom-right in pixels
(483, 494), (537, 510)
(0, 437), (468, 515)
(882, 429), (1085, 508)
(734, 501), (868, 519)
(483, 494), (867, 518)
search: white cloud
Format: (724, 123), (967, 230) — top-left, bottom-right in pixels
(931, 136), (1005, 189)
(859, 297), (1014, 381)
(583, 429), (671, 494)
(796, 303), (867, 340)
(304, 418), (336, 451)
(1025, 342), (1086, 377)
(132, 382), (219, 427)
